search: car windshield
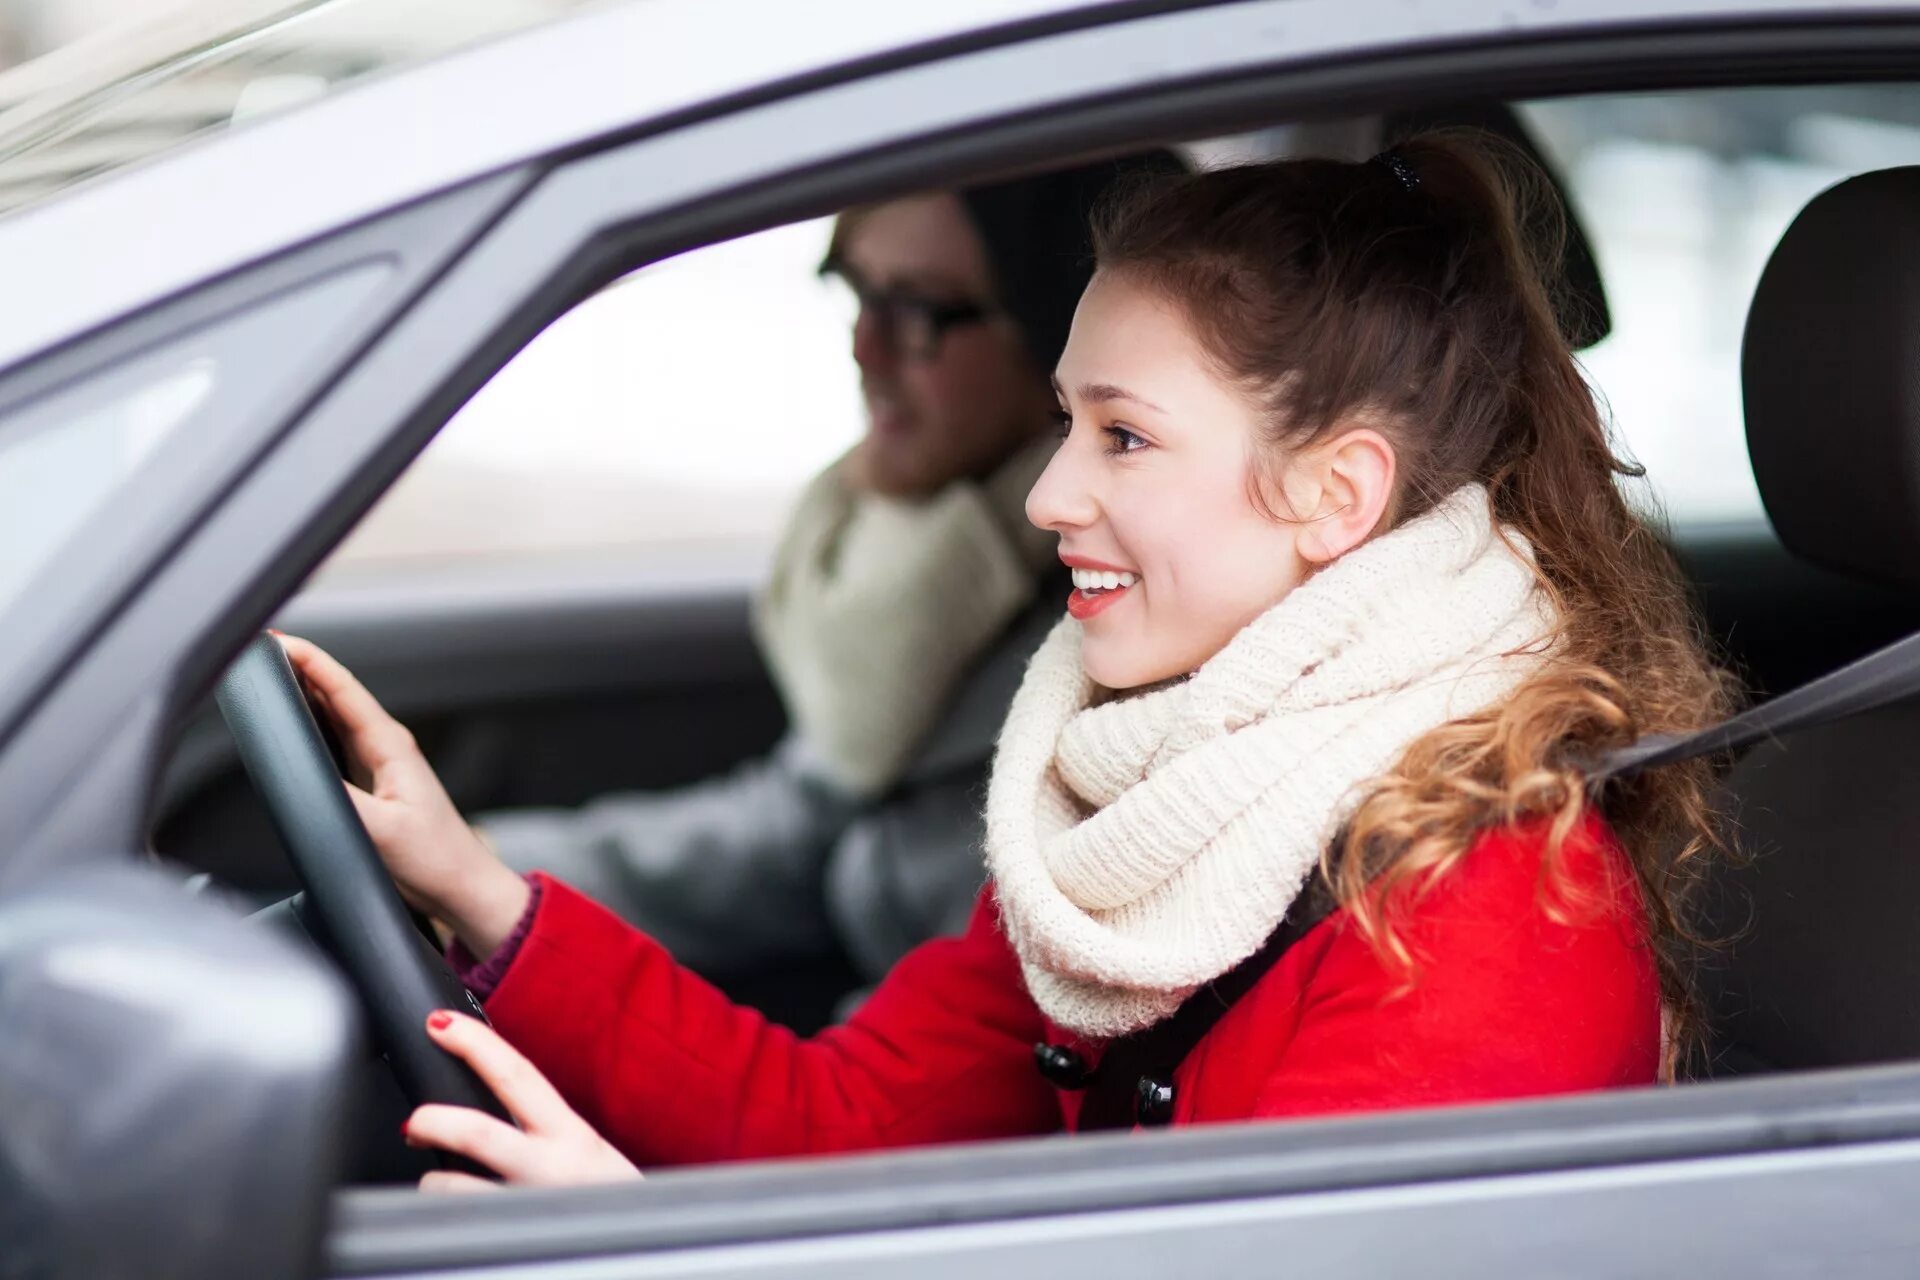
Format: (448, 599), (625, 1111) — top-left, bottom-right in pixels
(0, 0), (614, 216)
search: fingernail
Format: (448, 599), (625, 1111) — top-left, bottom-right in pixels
(400, 1118), (411, 1141)
(427, 1010), (454, 1031)
(267, 628), (284, 637)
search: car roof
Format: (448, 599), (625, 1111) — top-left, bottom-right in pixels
(0, 0), (1913, 379)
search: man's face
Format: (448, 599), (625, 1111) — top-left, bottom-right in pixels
(832, 193), (1050, 498)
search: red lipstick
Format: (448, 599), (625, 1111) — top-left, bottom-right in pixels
(1060, 554), (1140, 621)
(1067, 584), (1132, 620)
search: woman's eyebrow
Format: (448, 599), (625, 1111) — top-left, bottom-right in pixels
(1052, 378), (1167, 413)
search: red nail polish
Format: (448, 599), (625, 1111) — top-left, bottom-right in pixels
(427, 1010), (453, 1031)
(400, 1118), (411, 1140)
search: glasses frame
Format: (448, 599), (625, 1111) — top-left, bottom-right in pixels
(824, 266), (999, 361)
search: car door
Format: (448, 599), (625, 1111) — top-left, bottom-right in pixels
(13, 2), (1920, 1277)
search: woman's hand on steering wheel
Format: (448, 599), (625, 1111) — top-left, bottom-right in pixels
(275, 634), (529, 958)
(405, 1009), (642, 1192)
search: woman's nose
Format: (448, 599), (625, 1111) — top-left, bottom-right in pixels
(1026, 437), (1098, 533)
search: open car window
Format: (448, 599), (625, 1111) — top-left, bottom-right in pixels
(1523, 86), (1920, 531)
(248, 80), (1920, 1113)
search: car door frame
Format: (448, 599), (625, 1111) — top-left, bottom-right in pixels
(330, 1064), (1920, 1277)
(9, 0), (1920, 1274)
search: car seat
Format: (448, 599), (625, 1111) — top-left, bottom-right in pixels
(1696, 166), (1920, 1075)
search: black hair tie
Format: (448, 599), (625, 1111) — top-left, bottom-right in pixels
(1370, 149), (1421, 192)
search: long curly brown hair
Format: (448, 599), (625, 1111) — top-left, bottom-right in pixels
(1092, 132), (1738, 1072)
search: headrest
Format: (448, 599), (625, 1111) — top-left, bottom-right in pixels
(1745, 167), (1920, 591)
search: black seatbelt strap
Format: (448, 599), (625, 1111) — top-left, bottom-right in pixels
(1594, 627), (1920, 782)
(1040, 625), (1920, 1128)
(1041, 883), (1338, 1131)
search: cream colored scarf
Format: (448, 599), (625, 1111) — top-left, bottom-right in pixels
(754, 437), (1058, 797)
(983, 486), (1556, 1038)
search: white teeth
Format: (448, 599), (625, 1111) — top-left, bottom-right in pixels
(1072, 568), (1138, 592)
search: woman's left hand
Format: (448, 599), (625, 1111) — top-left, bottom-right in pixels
(404, 1010), (642, 1192)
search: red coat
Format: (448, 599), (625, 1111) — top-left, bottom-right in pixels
(479, 816), (1658, 1165)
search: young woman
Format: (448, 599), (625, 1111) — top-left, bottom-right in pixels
(283, 132), (1731, 1191)
(476, 156), (1178, 1002)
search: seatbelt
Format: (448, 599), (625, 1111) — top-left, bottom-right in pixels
(1594, 627), (1920, 781)
(1040, 625), (1920, 1128)
(1041, 883), (1338, 1131)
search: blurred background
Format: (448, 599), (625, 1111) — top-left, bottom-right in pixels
(6, 1), (1920, 585)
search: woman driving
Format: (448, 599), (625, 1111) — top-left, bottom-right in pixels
(282, 130), (1731, 1188)
(475, 156), (1180, 1005)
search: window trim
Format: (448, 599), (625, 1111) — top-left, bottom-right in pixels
(328, 1059), (1920, 1272)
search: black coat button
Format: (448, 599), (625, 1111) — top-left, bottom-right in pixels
(1033, 1042), (1093, 1089)
(1135, 1076), (1176, 1126)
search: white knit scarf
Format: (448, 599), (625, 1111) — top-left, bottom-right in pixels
(754, 437), (1058, 797)
(984, 485), (1557, 1038)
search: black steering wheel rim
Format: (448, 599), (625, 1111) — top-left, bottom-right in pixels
(215, 633), (510, 1133)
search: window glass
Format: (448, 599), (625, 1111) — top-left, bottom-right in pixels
(319, 216), (862, 580)
(0, 0), (611, 215)
(0, 357), (214, 606)
(0, 260), (391, 622)
(1521, 87), (1920, 530)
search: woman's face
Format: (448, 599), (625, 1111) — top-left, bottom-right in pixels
(1027, 272), (1317, 689)
(833, 193), (1051, 497)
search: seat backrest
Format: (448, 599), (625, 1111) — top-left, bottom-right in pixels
(1703, 166), (1920, 1074)
(1700, 708), (1920, 1072)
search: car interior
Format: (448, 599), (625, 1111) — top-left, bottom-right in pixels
(137, 82), (1920, 1184)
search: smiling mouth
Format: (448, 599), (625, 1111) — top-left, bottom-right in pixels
(1066, 567), (1138, 620)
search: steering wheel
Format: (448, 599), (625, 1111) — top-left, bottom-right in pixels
(215, 632), (512, 1145)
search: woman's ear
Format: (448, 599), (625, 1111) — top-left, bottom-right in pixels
(1291, 428), (1397, 565)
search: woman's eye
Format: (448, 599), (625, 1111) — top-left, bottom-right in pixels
(1049, 408), (1073, 438)
(1103, 424), (1148, 454)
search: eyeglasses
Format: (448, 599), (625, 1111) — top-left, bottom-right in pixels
(826, 270), (997, 361)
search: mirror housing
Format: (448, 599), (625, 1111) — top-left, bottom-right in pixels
(0, 864), (358, 1279)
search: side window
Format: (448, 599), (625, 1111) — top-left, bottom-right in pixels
(1522, 87), (1920, 529)
(317, 218), (862, 581)
(0, 261), (393, 618)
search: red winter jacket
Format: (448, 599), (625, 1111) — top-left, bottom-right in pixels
(474, 815), (1658, 1165)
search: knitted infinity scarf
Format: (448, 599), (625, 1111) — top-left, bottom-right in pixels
(983, 485), (1556, 1038)
(754, 436), (1058, 797)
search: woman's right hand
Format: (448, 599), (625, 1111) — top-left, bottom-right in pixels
(276, 634), (530, 957)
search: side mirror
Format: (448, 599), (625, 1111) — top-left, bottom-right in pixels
(0, 864), (358, 1280)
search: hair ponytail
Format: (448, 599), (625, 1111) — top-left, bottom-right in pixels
(1093, 131), (1736, 1071)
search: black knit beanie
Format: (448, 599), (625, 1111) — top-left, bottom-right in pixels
(958, 150), (1188, 376)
